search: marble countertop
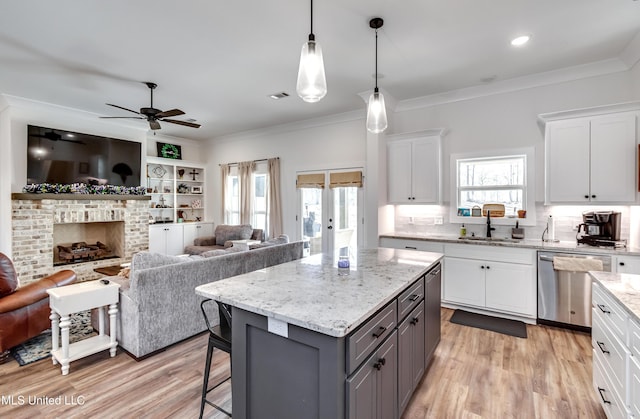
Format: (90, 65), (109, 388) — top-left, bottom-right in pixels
(195, 248), (443, 338)
(380, 232), (640, 256)
(590, 271), (640, 323)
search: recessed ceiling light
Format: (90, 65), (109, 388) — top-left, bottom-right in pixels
(511, 35), (531, 46)
(66, 133), (75, 138)
(268, 92), (290, 100)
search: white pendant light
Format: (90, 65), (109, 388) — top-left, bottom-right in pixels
(296, 0), (327, 103)
(366, 18), (387, 134)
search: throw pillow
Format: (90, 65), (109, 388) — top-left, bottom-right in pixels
(201, 246), (244, 258)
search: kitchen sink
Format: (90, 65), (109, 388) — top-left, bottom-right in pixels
(458, 236), (521, 243)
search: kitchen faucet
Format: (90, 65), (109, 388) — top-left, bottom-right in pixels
(486, 210), (495, 238)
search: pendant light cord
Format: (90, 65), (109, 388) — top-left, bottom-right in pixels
(374, 27), (379, 90)
(310, 0), (314, 37)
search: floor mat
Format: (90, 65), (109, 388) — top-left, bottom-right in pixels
(449, 309), (527, 338)
(10, 310), (96, 366)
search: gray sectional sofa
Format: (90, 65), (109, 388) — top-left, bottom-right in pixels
(96, 240), (303, 359)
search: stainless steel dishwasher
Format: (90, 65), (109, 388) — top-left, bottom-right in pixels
(537, 251), (611, 330)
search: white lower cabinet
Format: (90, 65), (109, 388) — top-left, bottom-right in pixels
(442, 244), (536, 318)
(614, 255), (640, 275)
(379, 237), (444, 253)
(631, 356), (640, 418)
(149, 224), (184, 255)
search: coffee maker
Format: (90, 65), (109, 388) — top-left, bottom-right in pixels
(577, 211), (624, 247)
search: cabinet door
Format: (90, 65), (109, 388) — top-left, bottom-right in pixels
(398, 302), (425, 416)
(149, 224), (184, 255)
(484, 261), (535, 316)
(347, 361), (376, 419)
(443, 257), (485, 307)
(165, 224), (185, 255)
(387, 141), (413, 204)
(590, 113), (637, 203)
(631, 356), (640, 418)
(376, 332), (398, 419)
(148, 225), (166, 254)
(545, 118), (591, 203)
(411, 137), (440, 203)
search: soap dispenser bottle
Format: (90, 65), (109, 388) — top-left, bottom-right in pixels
(460, 224), (467, 237)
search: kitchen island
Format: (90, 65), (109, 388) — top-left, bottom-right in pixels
(195, 247), (443, 419)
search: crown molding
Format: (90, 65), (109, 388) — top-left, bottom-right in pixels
(395, 58), (629, 113)
(386, 128), (448, 142)
(537, 100), (640, 124)
(620, 31), (640, 69)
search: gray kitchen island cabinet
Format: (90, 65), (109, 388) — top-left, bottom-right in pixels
(196, 248), (443, 419)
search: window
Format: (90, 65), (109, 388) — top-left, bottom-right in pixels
(451, 148), (535, 225)
(224, 166), (269, 233)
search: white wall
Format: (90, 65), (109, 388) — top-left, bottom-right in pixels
(205, 116), (367, 239)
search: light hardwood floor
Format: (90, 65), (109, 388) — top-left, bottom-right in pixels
(0, 308), (604, 419)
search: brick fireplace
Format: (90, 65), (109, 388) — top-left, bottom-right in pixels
(11, 194), (150, 285)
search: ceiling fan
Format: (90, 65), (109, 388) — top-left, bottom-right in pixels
(30, 130), (85, 144)
(101, 82), (201, 130)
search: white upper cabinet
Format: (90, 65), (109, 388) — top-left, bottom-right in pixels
(542, 104), (639, 205)
(387, 130), (444, 204)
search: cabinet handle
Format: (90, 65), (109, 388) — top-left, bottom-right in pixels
(410, 317), (419, 325)
(486, 266), (490, 270)
(584, 195), (589, 199)
(596, 341), (610, 355)
(374, 357), (387, 370)
(619, 262), (625, 266)
(404, 246), (417, 250)
(597, 304), (610, 314)
(480, 265), (485, 269)
(372, 326), (387, 338)
(409, 294), (420, 302)
(408, 197), (412, 200)
(592, 195), (596, 199)
(597, 387), (612, 405)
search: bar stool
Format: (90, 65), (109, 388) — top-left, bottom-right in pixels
(199, 299), (232, 418)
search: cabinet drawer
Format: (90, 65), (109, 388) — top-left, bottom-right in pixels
(347, 301), (397, 375)
(592, 312), (629, 394)
(631, 355), (640, 418)
(593, 283), (629, 345)
(593, 349), (628, 419)
(630, 318), (640, 359)
(379, 238), (444, 253)
(444, 243), (534, 264)
(398, 277), (425, 322)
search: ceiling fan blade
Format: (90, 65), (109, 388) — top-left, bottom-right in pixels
(106, 103), (141, 115)
(59, 139), (86, 144)
(149, 120), (162, 130)
(99, 116), (146, 119)
(156, 109), (185, 118)
(162, 119), (201, 128)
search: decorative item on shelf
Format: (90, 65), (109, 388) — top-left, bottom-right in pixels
(153, 186), (158, 193)
(191, 185), (202, 194)
(189, 169), (199, 181)
(471, 206), (482, 217)
(22, 183), (145, 195)
(163, 187), (171, 194)
(195, 216), (202, 222)
(146, 187), (153, 194)
(152, 165), (167, 178)
(517, 209), (527, 218)
(191, 199), (202, 209)
(157, 142), (182, 160)
(457, 208), (470, 216)
(178, 169), (185, 179)
(177, 183), (189, 194)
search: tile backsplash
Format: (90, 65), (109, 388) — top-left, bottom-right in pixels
(392, 203), (632, 244)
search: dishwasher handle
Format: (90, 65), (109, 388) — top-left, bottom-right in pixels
(539, 254), (608, 262)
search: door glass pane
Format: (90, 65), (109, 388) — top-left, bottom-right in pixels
(333, 187), (358, 256)
(302, 188), (322, 255)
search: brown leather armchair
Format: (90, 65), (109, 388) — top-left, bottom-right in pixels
(0, 253), (77, 353)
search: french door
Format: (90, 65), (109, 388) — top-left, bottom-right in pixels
(298, 169), (363, 256)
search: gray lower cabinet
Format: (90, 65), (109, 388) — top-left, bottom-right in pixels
(347, 331), (398, 419)
(398, 301), (426, 414)
(425, 263), (442, 363)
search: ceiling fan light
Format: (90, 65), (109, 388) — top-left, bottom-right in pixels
(511, 35), (531, 46)
(366, 90), (388, 134)
(296, 39), (327, 103)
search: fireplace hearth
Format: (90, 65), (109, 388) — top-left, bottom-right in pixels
(55, 241), (116, 266)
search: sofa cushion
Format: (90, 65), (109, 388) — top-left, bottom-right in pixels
(250, 234), (289, 249)
(0, 253), (18, 297)
(131, 252), (202, 271)
(201, 246), (244, 258)
(214, 224), (253, 246)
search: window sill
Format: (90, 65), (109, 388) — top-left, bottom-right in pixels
(450, 215), (536, 227)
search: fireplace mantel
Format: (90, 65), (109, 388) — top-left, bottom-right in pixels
(12, 193), (150, 201)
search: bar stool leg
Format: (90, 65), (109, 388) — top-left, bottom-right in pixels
(199, 336), (215, 419)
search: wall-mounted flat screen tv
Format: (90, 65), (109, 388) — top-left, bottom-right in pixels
(27, 125), (142, 187)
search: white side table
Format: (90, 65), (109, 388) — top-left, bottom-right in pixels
(229, 239), (261, 251)
(47, 280), (120, 375)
